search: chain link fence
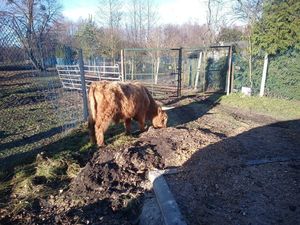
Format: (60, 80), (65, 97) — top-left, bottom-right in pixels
(232, 43), (300, 100)
(3, 13), (297, 170)
(123, 48), (181, 99)
(123, 47), (230, 100)
(0, 23), (84, 163)
(182, 47), (230, 93)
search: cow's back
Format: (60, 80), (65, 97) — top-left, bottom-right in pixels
(117, 82), (151, 119)
(89, 81), (151, 120)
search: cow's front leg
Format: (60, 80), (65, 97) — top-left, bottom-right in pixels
(136, 114), (146, 132)
(124, 118), (131, 134)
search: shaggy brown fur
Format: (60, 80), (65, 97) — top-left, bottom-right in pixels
(88, 81), (168, 146)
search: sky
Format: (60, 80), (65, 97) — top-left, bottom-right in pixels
(61, 0), (211, 25)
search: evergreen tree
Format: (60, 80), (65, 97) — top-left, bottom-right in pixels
(252, 0), (300, 54)
(75, 17), (105, 60)
(252, 0), (300, 97)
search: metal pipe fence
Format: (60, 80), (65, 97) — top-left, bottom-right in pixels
(56, 63), (122, 89)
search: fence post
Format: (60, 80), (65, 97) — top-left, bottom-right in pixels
(259, 53), (269, 97)
(120, 49), (125, 81)
(194, 51), (203, 90)
(202, 50), (207, 92)
(78, 49), (89, 121)
(231, 62), (235, 93)
(226, 45), (233, 95)
(177, 47), (182, 97)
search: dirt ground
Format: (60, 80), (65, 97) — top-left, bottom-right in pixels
(1, 92), (299, 224)
(164, 99), (300, 225)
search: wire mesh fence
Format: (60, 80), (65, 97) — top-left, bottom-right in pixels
(231, 44), (300, 100)
(123, 48), (181, 99)
(1, 1), (298, 166)
(182, 47), (230, 93)
(0, 23), (84, 161)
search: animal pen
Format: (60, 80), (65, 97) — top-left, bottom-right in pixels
(120, 46), (233, 98)
(56, 46), (234, 122)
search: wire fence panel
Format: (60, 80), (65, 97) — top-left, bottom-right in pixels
(123, 47), (230, 99)
(123, 48), (180, 99)
(0, 23), (84, 164)
(231, 43), (299, 99)
(182, 47), (230, 93)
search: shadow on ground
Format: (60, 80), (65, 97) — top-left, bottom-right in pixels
(166, 119), (300, 225)
(0, 126), (91, 176)
(166, 93), (221, 127)
(0, 123), (75, 152)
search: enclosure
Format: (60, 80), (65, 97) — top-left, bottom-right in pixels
(121, 46), (233, 99)
(1, 27), (299, 225)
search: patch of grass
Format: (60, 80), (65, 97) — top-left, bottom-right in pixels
(35, 155), (67, 180)
(0, 126), (95, 217)
(221, 94), (300, 120)
(108, 133), (138, 148)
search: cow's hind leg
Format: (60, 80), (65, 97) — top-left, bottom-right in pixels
(124, 118), (131, 134)
(88, 116), (96, 144)
(94, 113), (113, 146)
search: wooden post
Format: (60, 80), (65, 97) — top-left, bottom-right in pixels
(259, 53), (269, 97)
(120, 49), (125, 81)
(194, 51), (203, 90)
(78, 49), (89, 121)
(226, 46), (233, 95)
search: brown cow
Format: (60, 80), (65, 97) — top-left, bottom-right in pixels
(88, 81), (168, 146)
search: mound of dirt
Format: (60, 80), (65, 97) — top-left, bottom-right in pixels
(49, 143), (165, 224)
(3, 139), (166, 225)
(69, 143), (165, 210)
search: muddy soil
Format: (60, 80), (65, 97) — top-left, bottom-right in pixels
(164, 102), (300, 225)
(1, 141), (165, 225)
(1, 94), (299, 225)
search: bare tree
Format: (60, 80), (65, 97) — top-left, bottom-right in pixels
(53, 18), (79, 47)
(206, 0), (226, 44)
(125, 0), (158, 47)
(1, 0), (62, 70)
(232, 0), (263, 87)
(98, 0), (123, 59)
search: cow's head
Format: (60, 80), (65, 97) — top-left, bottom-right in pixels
(152, 107), (168, 128)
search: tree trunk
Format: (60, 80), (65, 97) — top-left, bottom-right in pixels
(259, 53), (269, 97)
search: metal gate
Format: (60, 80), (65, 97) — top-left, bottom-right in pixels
(121, 46), (233, 99)
(182, 46), (233, 94)
(56, 63), (122, 90)
(121, 48), (182, 99)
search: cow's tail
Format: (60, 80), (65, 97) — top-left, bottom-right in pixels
(88, 84), (97, 144)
